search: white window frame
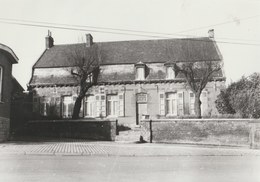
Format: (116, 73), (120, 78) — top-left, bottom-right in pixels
(62, 96), (73, 118)
(166, 92), (178, 116)
(166, 66), (175, 79)
(0, 66), (3, 102)
(107, 95), (119, 117)
(136, 67), (145, 80)
(84, 95), (95, 117)
(189, 92), (195, 115)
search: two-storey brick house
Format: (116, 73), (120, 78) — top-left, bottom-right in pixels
(29, 31), (225, 125)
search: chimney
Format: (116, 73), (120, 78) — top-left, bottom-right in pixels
(45, 30), (54, 49)
(86, 34), (93, 47)
(208, 29), (214, 39)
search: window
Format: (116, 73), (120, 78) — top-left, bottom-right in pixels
(62, 96), (73, 118)
(40, 96), (48, 116)
(86, 73), (93, 83)
(107, 95), (119, 116)
(99, 86), (105, 94)
(136, 67), (145, 80)
(0, 66), (2, 102)
(166, 66), (175, 79)
(135, 61), (146, 80)
(166, 93), (177, 116)
(189, 92), (195, 115)
(84, 95), (95, 117)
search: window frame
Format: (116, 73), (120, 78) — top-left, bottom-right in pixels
(136, 67), (145, 80)
(166, 66), (175, 80)
(84, 95), (95, 117)
(165, 92), (178, 116)
(107, 94), (119, 117)
(135, 62), (146, 81)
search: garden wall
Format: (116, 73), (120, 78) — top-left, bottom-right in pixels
(0, 117), (10, 142)
(140, 119), (260, 148)
(27, 119), (117, 141)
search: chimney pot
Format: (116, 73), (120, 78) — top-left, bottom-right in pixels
(208, 29), (214, 39)
(86, 34), (93, 47)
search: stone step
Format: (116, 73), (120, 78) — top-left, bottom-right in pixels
(115, 129), (141, 142)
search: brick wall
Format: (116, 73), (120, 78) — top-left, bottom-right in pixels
(0, 51), (13, 142)
(27, 119), (117, 141)
(32, 80), (225, 125)
(0, 53), (12, 118)
(0, 116), (10, 141)
(140, 119), (260, 147)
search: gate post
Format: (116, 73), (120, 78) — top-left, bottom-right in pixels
(149, 119), (153, 143)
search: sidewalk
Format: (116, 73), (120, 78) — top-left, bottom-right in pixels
(1, 139), (260, 157)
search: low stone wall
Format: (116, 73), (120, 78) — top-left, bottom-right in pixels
(27, 119), (117, 141)
(140, 119), (260, 148)
(0, 116), (10, 142)
(249, 121), (260, 149)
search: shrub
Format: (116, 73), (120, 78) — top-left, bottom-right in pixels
(215, 72), (260, 118)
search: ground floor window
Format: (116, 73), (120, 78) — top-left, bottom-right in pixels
(189, 92), (195, 115)
(166, 92), (177, 116)
(107, 95), (119, 117)
(62, 96), (73, 118)
(84, 95), (95, 117)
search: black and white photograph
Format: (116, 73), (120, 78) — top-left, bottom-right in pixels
(0, 0), (259, 181)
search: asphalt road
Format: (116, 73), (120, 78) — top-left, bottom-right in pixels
(1, 155), (260, 182)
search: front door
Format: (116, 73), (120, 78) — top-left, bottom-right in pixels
(136, 93), (148, 125)
(136, 103), (147, 125)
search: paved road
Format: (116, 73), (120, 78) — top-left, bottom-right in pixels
(1, 141), (260, 182)
(1, 154), (260, 182)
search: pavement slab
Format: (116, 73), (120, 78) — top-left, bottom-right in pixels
(0, 140), (260, 156)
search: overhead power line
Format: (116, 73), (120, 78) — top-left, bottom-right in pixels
(1, 15), (260, 43)
(0, 19), (260, 46)
(0, 17), (192, 38)
(175, 14), (260, 34)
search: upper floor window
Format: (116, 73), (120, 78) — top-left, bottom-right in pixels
(166, 66), (175, 79)
(136, 67), (145, 80)
(0, 66), (3, 102)
(86, 73), (93, 83)
(135, 61), (145, 80)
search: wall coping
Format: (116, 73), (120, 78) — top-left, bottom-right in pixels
(141, 118), (260, 123)
(28, 119), (117, 123)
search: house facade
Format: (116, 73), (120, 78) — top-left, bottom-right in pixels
(29, 31), (225, 125)
(0, 43), (19, 141)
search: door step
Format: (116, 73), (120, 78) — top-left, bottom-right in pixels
(115, 127), (141, 142)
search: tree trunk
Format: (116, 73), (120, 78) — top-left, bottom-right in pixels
(72, 96), (83, 119)
(194, 93), (202, 118)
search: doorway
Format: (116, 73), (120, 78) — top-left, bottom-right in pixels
(136, 93), (148, 125)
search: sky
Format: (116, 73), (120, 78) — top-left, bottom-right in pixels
(0, 0), (259, 89)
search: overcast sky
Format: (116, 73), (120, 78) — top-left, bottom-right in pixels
(0, 0), (259, 89)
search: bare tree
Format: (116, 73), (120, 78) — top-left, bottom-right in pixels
(172, 61), (222, 118)
(66, 43), (100, 119)
(165, 40), (223, 118)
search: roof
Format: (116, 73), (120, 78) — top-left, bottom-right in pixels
(30, 75), (77, 86)
(33, 37), (222, 68)
(0, 43), (19, 64)
(12, 76), (24, 92)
